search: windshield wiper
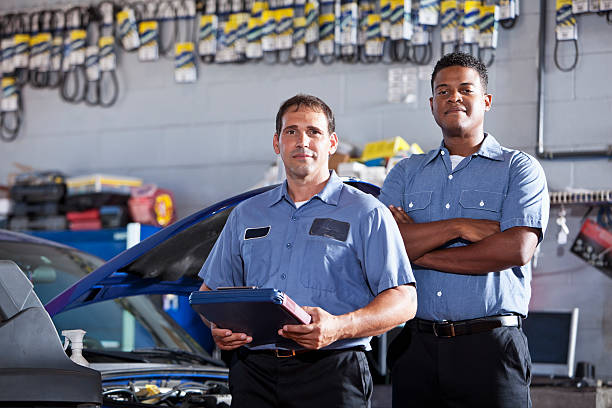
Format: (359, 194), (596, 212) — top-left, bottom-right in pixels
(82, 349), (152, 363)
(132, 347), (225, 367)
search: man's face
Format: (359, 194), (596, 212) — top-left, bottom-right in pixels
(429, 66), (492, 137)
(273, 106), (338, 180)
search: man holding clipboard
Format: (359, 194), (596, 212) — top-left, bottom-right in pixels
(197, 94), (417, 407)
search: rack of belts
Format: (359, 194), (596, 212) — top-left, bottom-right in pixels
(0, 0), (528, 143)
(554, 0), (612, 72)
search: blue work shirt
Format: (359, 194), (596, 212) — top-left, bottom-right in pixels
(379, 134), (549, 322)
(199, 171), (415, 350)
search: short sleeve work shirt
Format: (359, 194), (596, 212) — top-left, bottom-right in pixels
(199, 171), (415, 349)
(379, 134), (549, 321)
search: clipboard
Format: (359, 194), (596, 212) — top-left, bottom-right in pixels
(189, 288), (312, 347)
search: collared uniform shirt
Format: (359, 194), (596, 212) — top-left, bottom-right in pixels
(379, 134), (549, 322)
(199, 171), (415, 350)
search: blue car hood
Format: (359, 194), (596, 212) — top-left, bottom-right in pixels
(45, 180), (380, 317)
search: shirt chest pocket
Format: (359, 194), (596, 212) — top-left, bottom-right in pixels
(402, 191), (433, 222)
(242, 237), (273, 287)
(301, 236), (355, 293)
(459, 190), (503, 220)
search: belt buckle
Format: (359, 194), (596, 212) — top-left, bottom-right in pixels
(432, 321), (456, 338)
(275, 349), (296, 358)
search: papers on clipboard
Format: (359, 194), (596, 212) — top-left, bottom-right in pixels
(189, 287), (312, 347)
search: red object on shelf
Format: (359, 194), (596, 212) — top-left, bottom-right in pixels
(128, 184), (176, 228)
(69, 219), (102, 231)
(66, 209), (100, 222)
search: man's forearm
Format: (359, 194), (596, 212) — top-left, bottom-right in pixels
(398, 220), (461, 260)
(336, 284), (417, 339)
(414, 227), (540, 275)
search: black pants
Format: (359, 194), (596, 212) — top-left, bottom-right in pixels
(228, 348), (373, 408)
(390, 326), (531, 408)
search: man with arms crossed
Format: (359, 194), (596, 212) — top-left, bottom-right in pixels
(198, 94), (417, 408)
(379, 52), (549, 407)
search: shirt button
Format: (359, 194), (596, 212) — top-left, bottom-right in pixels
(441, 151), (445, 156)
(437, 291), (442, 297)
(408, 202), (414, 208)
(286, 243), (292, 248)
(448, 174), (453, 180)
(479, 200), (485, 207)
(445, 203), (450, 209)
(291, 216), (297, 221)
(281, 273), (287, 280)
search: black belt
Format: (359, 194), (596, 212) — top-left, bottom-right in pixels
(242, 346), (366, 359)
(408, 315), (521, 338)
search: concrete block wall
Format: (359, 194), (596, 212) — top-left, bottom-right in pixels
(0, 0), (611, 377)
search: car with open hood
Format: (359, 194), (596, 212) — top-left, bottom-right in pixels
(0, 179), (381, 407)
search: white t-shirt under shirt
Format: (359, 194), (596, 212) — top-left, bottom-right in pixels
(450, 155), (465, 171)
(294, 201), (307, 208)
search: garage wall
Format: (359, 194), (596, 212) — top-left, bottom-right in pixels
(1, 0), (611, 377)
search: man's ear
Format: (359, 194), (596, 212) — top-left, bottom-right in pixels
(273, 133), (280, 154)
(429, 96), (434, 112)
(484, 93), (492, 112)
(329, 132), (338, 155)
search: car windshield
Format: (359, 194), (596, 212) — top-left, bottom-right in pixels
(0, 240), (206, 357)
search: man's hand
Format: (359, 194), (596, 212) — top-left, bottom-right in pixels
(211, 323), (252, 351)
(278, 306), (342, 350)
(388, 205), (415, 224)
(456, 218), (500, 242)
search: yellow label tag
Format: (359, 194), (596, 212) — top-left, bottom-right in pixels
(252, 1), (269, 13)
(294, 16), (307, 28)
(117, 10), (130, 23)
(441, 0), (457, 13)
(14, 34), (30, 44)
(200, 15), (216, 26)
(262, 10), (276, 22)
(175, 42), (195, 54)
(99, 36), (115, 47)
(464, 1), (481, 13)
(556, 0), (574, 10)
(305, 2), (318, 14)
(29, 34), (40, 46)
(248, 16), (261, 29)
(481, 5), (496, 15)
(2, 77), (15, 88)
(154, 194), (174, 227)
(391, 0), (404, 10)
(139, 20), (159, 33)
(70, 30), (87, 41)
(367, 14), (382, 24)
(319, 13), (335, 24)
(225, 19), (239, 34)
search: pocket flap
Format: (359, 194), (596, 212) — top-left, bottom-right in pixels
(459, 190), (503, 212)
(403, 191), (433, 211)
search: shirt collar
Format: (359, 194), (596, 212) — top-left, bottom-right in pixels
(425, 133), (504, 165)
(268, 170), (343, 207)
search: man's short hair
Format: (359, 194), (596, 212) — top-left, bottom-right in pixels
(431, 52), (488, 93)
(275, 94), (335, 136)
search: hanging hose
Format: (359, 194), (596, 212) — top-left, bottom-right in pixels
(98, 1), (120, 107)
(48, 9), (65, 88)
(198, 0), (219, 63)
(158, 0), (179, 57)
(13, 13), (31, 87)
(553, 38), (579, 72)
(61, 7), (87, 104)
(1, 15), (23, 142)
(174, 0), (198, 82)
(30, 10), (54, 88)
(84, 7), (102, 106)
(554, 0), (579, 72)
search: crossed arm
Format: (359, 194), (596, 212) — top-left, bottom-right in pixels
(388, 205), (540, 275)
(199, 282), (417, 351)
